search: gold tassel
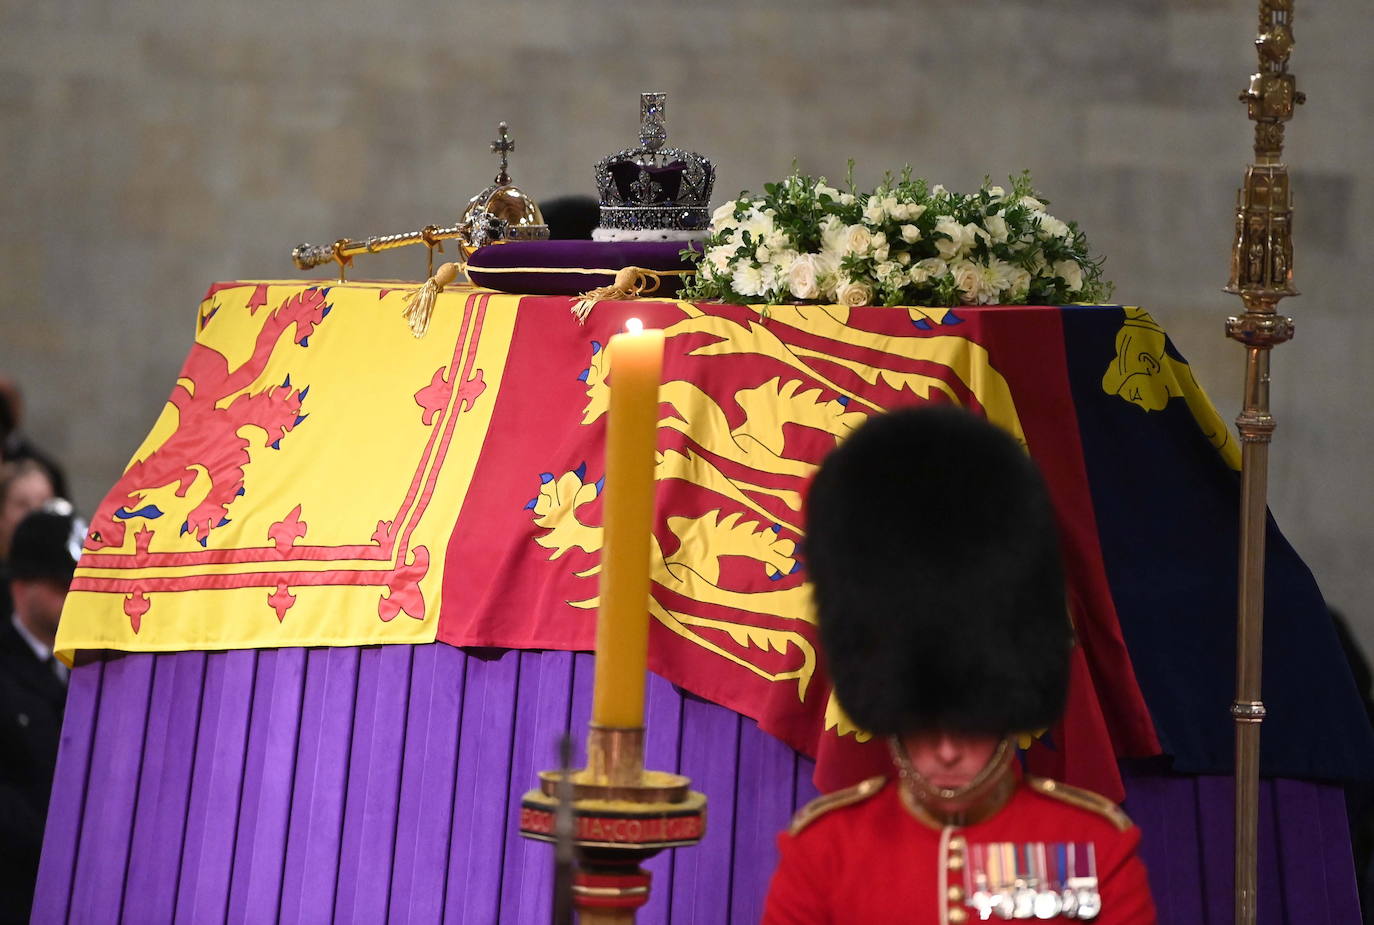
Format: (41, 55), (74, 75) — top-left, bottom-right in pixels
(401, 262), (461, 338)
(571, 266), (662, 325)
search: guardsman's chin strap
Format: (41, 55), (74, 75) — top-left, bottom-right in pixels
(889, 736), (1017, 828)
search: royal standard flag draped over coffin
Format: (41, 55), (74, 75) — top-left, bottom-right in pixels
(59, 282), (517, 658)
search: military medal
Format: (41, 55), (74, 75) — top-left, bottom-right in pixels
(1064, 842), (1101, 921)
(1011, 843), (1036, 919)
(1032, 843), (1062, 919)
(970, 845), (996, 920)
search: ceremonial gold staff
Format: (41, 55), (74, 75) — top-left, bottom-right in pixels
(1223, 2), (1302, 923)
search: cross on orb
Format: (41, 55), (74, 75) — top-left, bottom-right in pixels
(491, 122), (514, 185)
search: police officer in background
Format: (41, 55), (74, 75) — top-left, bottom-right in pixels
(1, 501), (80, 924)
(763, 407), (1156, 923)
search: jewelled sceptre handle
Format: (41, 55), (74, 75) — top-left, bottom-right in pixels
(290, 242), (338, 271)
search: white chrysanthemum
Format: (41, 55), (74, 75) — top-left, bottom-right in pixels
(837, 192), (856, 206)
(731, 263), (766, 297)
(711, 201), (741, 229)
(986, 258), (1020, 297)
(1037, 214), (1071, 241)
(758, 262), (780, 297)
(738, 207), (777, 242)
(1005, 265), (1033, 301)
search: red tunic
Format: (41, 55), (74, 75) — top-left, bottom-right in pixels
(763, 775), (1156, 924)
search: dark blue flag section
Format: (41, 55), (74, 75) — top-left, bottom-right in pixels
(1062, 305), (1374, 782)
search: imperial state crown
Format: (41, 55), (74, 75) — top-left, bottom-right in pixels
(592, 92), (716, 242)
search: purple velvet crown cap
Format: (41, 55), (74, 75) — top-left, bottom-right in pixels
(465, 240), (701, 297)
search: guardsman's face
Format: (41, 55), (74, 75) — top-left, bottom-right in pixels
(902, 732), (1002, 790)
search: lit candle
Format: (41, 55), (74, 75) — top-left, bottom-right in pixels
(590, 318), (665, 729)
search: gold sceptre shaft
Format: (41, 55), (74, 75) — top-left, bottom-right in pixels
(1223, 2), (1303, 923)
(291, 224), (469, 283)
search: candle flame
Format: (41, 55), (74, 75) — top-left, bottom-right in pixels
(625, 317), (644, 335)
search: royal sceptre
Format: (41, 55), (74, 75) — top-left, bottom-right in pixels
(1223, 3), (1303, 923)
(289, 122), (549, 282)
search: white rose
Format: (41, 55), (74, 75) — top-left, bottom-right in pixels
(901, 224), (921, 244)
(870, 232), (890, 263)
(835, 280), (875, 307)
(875, 261), (902, 285)
(843, 225), (872, 256)
(987, 185), (1006, 199)
(815, 183), (842, 201)
(863, 198), (887, 225)
(1019, 196), (1045, 211)
(897, 251), (912, 266)
(1053, 259), (1085, 292)
(983, 214), (1009, 244)
(758, 262), (780, 296)
(917, 257), (948, 278)
(787, 254), (821, 300)
(950, 260), (984, 305)
(731, 263), (765, 297)
(934, 218), (972, 259)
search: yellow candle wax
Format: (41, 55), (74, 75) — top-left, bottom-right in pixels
(590, 319), (665, 729)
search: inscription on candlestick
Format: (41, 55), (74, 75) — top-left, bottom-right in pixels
(520, 804), (706, 846)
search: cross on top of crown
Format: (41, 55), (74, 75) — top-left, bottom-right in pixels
(640, 92), (667, 153)
(491, 121), (514, 185)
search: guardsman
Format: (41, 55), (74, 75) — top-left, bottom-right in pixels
(763, 407), (1156, 923)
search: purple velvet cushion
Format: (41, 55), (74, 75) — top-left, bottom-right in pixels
(465, 240), (700, 296)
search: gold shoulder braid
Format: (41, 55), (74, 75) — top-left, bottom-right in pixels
(1026, 777), (1133, 832)
(788, 776), (887, 836)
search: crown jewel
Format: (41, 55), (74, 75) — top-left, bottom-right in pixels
(593, 93), (716, 238)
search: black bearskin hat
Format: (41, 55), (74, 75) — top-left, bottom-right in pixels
(806, 406), (1071, 738)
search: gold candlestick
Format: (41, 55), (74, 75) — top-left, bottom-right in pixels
(519, 725), (707, 923)
(1223, 3), (1303, 923)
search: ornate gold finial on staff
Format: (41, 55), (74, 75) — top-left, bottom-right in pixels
(1224, 3), (1304, 924)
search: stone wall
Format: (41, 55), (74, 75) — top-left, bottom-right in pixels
(3, 0), (1371, 649)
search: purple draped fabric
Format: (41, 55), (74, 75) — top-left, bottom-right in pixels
(36, 647), (1360, 923)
